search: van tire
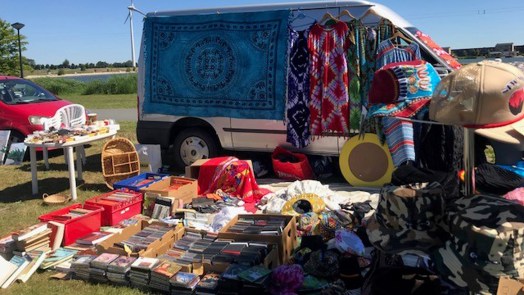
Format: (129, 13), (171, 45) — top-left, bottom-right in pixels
(172, 128), (219, 171)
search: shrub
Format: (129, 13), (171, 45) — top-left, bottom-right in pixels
(57, 68), (65, 76)
(30, 78), (85, 95)
(82, 74), (137, 95)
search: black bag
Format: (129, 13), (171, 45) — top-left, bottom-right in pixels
(362, 250), (442, 295)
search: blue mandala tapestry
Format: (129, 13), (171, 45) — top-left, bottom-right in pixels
(142, 10), (290, 120)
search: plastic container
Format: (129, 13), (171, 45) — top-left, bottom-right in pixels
(113, 173), (169, 191)
(38, 203), (104, 246)
(85, 190), (143, 226)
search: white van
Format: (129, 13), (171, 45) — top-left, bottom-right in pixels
(136, 0), (456, 169)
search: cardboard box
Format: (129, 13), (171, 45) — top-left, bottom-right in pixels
(497, 276), (524, 295)
(96, 220), (184, 258)
(185, 159), (253, 179)
(217, 214), (297, 264)
(141, 176), (197, 205)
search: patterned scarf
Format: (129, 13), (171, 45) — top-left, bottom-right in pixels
(198, 157), (270, 206)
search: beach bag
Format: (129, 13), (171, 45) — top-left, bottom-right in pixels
(362, 250), (442, 295)
(271, 146), (314, 181)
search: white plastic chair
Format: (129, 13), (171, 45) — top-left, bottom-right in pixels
(60, 104), (86, 128)
(42, 104), (87, 169)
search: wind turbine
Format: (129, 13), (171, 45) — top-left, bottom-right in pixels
(125, 0), (146, 70)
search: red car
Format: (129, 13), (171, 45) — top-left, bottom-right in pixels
(0, 76), (72, 144)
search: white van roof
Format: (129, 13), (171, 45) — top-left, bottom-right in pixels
(146, 1), (414, 29)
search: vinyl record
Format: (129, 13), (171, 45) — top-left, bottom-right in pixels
(339, 133), (394, 187)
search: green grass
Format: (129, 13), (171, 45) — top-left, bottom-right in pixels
(0, 121), (157, 295)
(59, 93), (136, 109)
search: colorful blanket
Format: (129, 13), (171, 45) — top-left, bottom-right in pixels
(197, 157), (271, 212)
(142, 10), (290, 120)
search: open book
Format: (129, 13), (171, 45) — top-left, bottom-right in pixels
(1, 255), (30, 288)
(17, 250), (46, 283)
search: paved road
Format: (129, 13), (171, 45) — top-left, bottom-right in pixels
(89, 108), (136, 122)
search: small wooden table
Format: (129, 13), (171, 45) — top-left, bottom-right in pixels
(25, 131), (117, 200)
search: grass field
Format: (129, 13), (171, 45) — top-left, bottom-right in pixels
(60, 93), (136, 109)
(0, 121), (158, 295)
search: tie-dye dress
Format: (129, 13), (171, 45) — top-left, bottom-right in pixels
(286, 27), (311, 148)
(308, 21), (351, 136)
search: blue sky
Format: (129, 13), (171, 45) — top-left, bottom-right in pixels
(4, 0), (524, 65)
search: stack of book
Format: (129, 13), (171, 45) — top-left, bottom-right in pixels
(226, 216), (287, 235)
(99, 190), (140, 203)
(169, 271), (200, 295)
(209, 241), (271, 268)
(195, 273), (220, 295)
(217, 263), (251, 293)
(149, 259), (182, 292)
(76, 231), (113, 246)
(202, 241), (229, 265)
(151, 196), (173, 220)
(236, 265), (272, 293)
(0, 235), (15, 260)
(129, 257), (159, 288)
(184, 211), (218, 231)
(116, 224), (171, 253)
(218, 263), (271, 295)
(89, 253), (119, 283)
(40, 248), (77, 270)
(12, 223), (52, 253)
(158, 231), (211, 271)
(71, 255), (97, 280)
(106, 256), (136, 285)
(51, 207), (96, 221)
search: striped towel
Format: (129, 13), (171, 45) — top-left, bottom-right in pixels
(382, 117), (415, 167)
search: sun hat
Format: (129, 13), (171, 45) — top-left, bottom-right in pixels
(368, 60), (441, 118)
(429, 60), (524, 144)
(366, 182), (448, 253)
(432, 194), (524, 294)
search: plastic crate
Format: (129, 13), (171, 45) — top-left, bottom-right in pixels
(113, 173), (169, 191)
(85, 190), (143, 226)
(38, 203), (104, 246)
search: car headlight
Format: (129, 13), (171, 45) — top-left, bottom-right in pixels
(29, 116), (50, 125)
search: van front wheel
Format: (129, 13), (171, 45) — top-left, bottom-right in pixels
(172, 128), (219, 171)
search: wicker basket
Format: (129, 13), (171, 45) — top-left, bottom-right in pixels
(42, 193), (71, 205)
(101, 137), (140, 189)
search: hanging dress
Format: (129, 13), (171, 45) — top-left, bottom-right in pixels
(346, 19), (363, 133)
(359, 19), (394, 134)
(375, 39), (421, 167)
(308, 21), (351, 136)
(287, 27), (311, 148)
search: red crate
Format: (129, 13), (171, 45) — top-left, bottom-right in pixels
(85, 190), (143, 226)
(38, 203), (104, 246)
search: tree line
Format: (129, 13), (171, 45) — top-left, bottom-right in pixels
(0, 19), (135, 76)
(32, 59), (135, 71)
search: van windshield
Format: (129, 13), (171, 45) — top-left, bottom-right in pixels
(0, 79), (58, 105)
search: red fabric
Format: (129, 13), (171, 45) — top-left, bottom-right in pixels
(415, 31), (461, 70)
(308, 21), (351, 136)
(197, 157), (270, 211)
